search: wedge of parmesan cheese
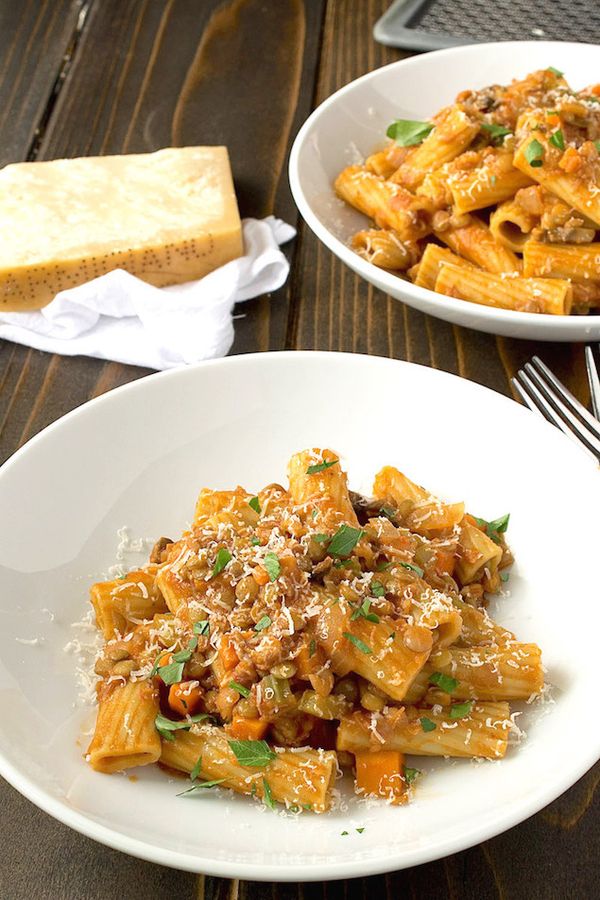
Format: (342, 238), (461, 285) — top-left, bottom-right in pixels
(0, 146), (243, 310)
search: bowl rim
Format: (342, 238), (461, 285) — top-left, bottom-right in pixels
(1, 349), (599, 880)
(288, 40), (600, 340)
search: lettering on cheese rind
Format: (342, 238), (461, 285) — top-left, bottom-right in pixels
(0, 147), (243, 310)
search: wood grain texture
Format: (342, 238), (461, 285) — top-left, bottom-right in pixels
(0, 0), (84, 167)
(0, 0), (598, 898)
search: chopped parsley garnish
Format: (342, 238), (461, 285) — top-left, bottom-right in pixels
(449, 701), (473, 719)
(371, 580), (385, 598)
(481, 122), (512, 142)
(156, 660), (185, 685)
(309, 639), (317, 657)
(350, 598), (380, 623)
(547, 66), (563, 77)
(429, 671), (458, 694)
(262, 778), (275, 810)
(379, 505), (396, 520)
(386, 119), (434, 146)
(229, 680), (250, 698)
(187, 636), (198, 652)
(155, 713), (211, 741)
(595, 140), (600, 152)
(420, 716), (437, 733)
(327, 524), (365, 558)
(500, 572), (510, 583)
(212, 547), (232, 577)
(490, 174), (497, 186)
(343, 632), (373, 655)
(341, 830), (349, 836)
(173, 647), (193, 663)
(177, 778), (225, 796)
(356, 827), (365, 834)
(251, 536), (261, 546)
(473, 513), (510, 543)
(388, 631), (396, 642)
(228, 739), (276, 767)
(254, 615), (272, 632)
(248, 496), (261, 514)
(404, 767), (421, 784)
(193, 619), (210, 637)
(190, 755), (203, 782)
(263, 551), (281, 581)
(549, 129), (565, 150)
(313, 533), (330, 544)
(306, 458), (339, 475)
(376, 561), (393, 571)
(400, 561), (424, 578)
(524, 139), (544, 168)
(302, 803), (312, 810)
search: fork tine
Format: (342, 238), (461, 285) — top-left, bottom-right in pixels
(531, 356), (600, 439)
(512, 372), (600, 462)
(520, 365), (600, 459)
(585, 346), (600, 422)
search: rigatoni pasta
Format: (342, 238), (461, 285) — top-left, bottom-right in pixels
(84, 450), (541, 812)
(335, 67), (600, 316)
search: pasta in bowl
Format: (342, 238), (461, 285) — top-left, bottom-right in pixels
(86, 449), (542, 812)
(289, 40), (600, 340)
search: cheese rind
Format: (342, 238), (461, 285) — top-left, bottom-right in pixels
(0, 147), (243, 310)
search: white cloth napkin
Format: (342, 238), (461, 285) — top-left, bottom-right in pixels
(0, 216), (295, 370)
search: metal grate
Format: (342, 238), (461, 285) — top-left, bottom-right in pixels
(374, 0), (600, 50)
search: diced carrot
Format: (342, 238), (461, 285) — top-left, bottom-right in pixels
(464, 514), (478, 528)
(355, 750), (407, 804)
(295, 641), (323, 678)
(559, 147), (582, 173)
(157, 651), (173, 668)
(219, 637), (239, 672)
(545, 112), (560, 128)
(591, 84), (600, 96)
(227, 716), (268, 741)
(435, 549), (455, 577)
(168, 681), (203, 716)
(252, 566), (270, 586)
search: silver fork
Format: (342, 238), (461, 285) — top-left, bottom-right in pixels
(512, 348), (600, 463)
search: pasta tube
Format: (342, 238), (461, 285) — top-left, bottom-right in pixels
(90, 567), (167, 639)
(351, 228), (418, 270)
(523, 240), (600, 283)
(456, 520), (502, 584)
(435, 262), (573, 315)
(87, 680), (161, 773)
(160, 724), (337, 812)
(337, 702), (511, 759)
(410, 243), (473, 291)
(435, 214), (521, 273)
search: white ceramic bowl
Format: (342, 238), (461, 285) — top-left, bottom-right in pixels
(289, 41), (600, 342)
(1, 351), (599, 879)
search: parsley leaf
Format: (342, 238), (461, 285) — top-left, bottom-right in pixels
(429, 671), (458, 694)
(309, 639), (317, 657)
(595, 140), (600, 152)
(190, 755), (203, 782)
(155, 713), (211, 741)
(251, 536), (261, 546)
(157, 661), (185, 685)
(327, 524), (365, 558)
(500, 572), (510, 583)
(312, 533), (330, 544)
(262, 778), (276, 810)
(371, 580), (385, 598)
(400, 561), (424, 578)
(343, 632), (373, 655)
(524, 139), (544, 168)
(341, 830), (349, 836)
(306, 458), (339, 475)
(356, 827), (365, 834)
(549, 129), (565, 150)
(450, 701), (473, 719)
(254, 615), (271, 632)
(212, 548), (232, 577)
(386, 119), (434, 146)
(172, 648), (193, 664)
(379, 505), (396, 520)
(229, 680), (250, 698)
(488, 513), (510, 534)
(302, 803), (312, 810)
(187, 636), (198, 652)
(263, 551), (281, 581)
(350, 598), (380, 623)
(228, 739), (276, 767)
(420, 716), (437, 733)
(193, 620), (210, 637)
(404, 767), (421, 784)
(249, 496), (261, 514)
(481, 122), (512, 142)
(547, 65), (563, 77)
(177, 779), (226, 796)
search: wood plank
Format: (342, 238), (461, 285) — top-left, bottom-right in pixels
(0, 0), (84, 167)
(0, 0), (326, 467)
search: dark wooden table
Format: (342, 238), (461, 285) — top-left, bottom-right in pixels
(0, 1), (598, 898)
